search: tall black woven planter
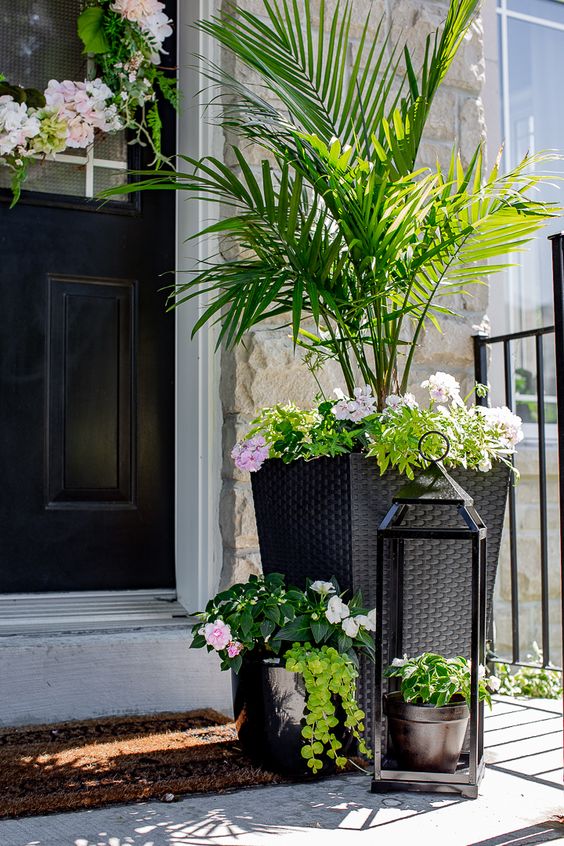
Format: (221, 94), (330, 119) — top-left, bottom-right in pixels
(251, 455), (510, 745)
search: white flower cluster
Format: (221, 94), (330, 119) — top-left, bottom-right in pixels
(479, 405), (524, 448)
(332, 385), (377, 422)
(421, 371), (463, 405)
(325, 595), (376, 638)
(0, 96), (40, 158)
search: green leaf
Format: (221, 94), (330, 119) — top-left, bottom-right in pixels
(23, 87), (46, 108)
(265, 605), (281, 625)
(240, 612), (253, 636)
(77, 6), (110, 54)
(260, 618), (276, 639)
(311, 620), (330, 644)
(277, 615), (311, 641)
(230, 655), (243, 674)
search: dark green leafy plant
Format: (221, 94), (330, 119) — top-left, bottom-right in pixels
(191, 573), (375, 670)
(190, 573), (375, 769)
(385, 652), (498, 708)
(103, 0), (559, 410)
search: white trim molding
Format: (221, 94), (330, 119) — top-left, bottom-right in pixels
(175, 0), (223, 611)
(0, 590), (190, 634)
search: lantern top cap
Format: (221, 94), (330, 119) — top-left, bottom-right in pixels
(393, 432), (474, 506)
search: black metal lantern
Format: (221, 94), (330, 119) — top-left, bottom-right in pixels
(371, 432), (487, 799)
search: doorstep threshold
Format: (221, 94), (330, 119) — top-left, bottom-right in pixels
(0, 589), (191, 635)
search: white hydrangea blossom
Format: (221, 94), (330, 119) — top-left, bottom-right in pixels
(0, 96), (40, 157)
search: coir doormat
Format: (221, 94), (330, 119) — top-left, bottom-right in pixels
(0, 709), (284, 819)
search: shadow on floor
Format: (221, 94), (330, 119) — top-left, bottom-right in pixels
(468, 822), (564, 846)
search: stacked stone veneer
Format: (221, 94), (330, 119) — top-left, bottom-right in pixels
(218, 0), (489, 587)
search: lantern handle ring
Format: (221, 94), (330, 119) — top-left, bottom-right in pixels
(418, 431), (450, 464)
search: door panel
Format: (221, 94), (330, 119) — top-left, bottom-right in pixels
(46, 275), (135, 507)
(0, 1), (176, 592)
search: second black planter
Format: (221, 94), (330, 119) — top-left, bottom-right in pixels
(232, 658), (352, 776)
(232, 658), (307, 774)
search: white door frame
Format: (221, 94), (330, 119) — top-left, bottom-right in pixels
(175, 0), (223, 611)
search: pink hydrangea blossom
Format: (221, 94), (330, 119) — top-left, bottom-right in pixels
(421, 372), (462, 405)
(203, 619), (232, 651)
(332, 386), (377, 422)
(44, 79), (121, 149)
(111, 0), (173, 61)
(231, 435), (270, 472)
(227, 641), (243, 658)
(111, 0), (163, 22)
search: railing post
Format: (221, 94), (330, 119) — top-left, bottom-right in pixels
(549, 231), (564, 672)
(473, 333), (490, 407)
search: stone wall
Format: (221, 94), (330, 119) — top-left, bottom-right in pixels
(218, 0), (488, 588)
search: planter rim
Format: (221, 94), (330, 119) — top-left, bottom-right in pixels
(384, 690), (469, 723)
(261, 454), (504, 474)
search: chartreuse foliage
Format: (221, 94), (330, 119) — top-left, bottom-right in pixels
(102, 0), (560, 410)
(285, 644), (371, 774)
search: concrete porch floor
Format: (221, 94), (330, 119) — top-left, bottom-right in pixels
(1, 697), (563, 846)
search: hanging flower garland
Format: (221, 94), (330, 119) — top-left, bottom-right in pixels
(0, 0), (176, 205)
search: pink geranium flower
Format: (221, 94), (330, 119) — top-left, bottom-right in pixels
(231, 435), (270, 472)
(203, 619), (232, 651)
(227, 641), (243, 658)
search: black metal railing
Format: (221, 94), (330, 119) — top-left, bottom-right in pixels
(473, 325), (558, 672)
(472, 231), (564, 674)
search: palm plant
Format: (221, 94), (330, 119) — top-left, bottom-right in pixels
(106, 0), (559, 409)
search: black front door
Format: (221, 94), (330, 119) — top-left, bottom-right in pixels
(0, 1), (175, 592)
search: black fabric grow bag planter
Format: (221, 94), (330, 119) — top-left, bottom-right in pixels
(232, 657), (351, 776)
(251, 455), (510, 745)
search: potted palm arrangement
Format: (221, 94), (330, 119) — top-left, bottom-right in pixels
(103, 0), (559, 740)
(191, 573), (375, 776)
(384, 652), (500, 773)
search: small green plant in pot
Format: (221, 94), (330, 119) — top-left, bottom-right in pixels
(191, 573), (375, 775)
(384, 652), (500, 773)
